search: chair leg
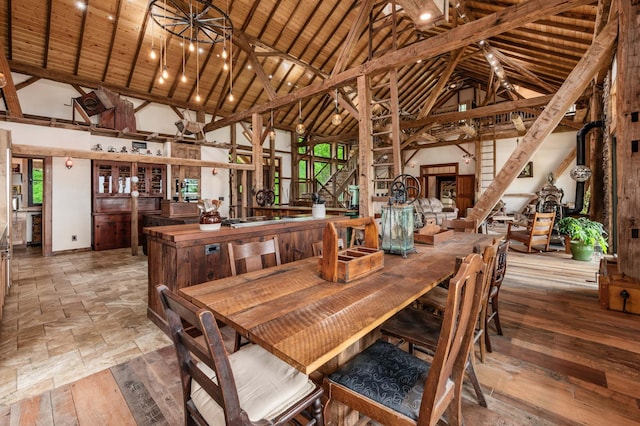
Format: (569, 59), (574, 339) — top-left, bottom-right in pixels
(493, 296), (503, 335)
(484, 316), (493, 353)
(466, 353), (488, 408)
(310, 396), (324, 425)
(478, 330), (486, 363)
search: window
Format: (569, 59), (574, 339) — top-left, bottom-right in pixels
(28, 159), (44, 206)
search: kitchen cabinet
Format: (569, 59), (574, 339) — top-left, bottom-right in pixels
(31, 214), (42, 246)
(11, 217), (26, 247)
(92, 161), (166, 251)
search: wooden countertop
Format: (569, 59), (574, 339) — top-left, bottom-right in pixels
(143, 215), (346, 246)
(180, 232), (493, 374)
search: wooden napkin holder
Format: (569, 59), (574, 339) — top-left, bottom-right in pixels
(319, 217), (383, 283)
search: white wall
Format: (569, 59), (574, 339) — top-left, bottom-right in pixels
(407, 130), (578, 214)
(2, 75), (295, 252)
(52, 157), (92, 251)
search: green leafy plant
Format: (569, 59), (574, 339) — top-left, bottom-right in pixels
(557, 216), (608, 254)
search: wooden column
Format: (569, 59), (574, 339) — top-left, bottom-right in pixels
(252, 112), (264, 202)
(615, 0), (640, 279)
(357, 75), (373, 217)
(230, 123), (238, 218)
(389, 70), (402, 177)
(131, 175), (139, 256)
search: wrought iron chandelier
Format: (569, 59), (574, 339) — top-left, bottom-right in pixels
(148, 0), (234, 102)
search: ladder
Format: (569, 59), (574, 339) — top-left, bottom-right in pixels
(480, 139), (496, 194)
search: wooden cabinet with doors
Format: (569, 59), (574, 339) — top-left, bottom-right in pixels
(171, 142), (201, 201)
(92, 160), (166, 251)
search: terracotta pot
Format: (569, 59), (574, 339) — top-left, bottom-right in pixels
(200, 210), (221, 231)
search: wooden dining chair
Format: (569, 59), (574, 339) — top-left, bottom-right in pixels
(228, 237), (281, 276)
(485, 239), (510, 352)
(324, 253), (485, 426)
(157, 285), (324, 426)
(506, 211), (555, 252)
(416, 239), (501, 363)
(228, 237), (281, 351)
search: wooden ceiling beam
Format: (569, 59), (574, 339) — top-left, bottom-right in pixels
(0, 46), (23, 118)
(205, 0), (594, 132)
(467, 16), (617, 225)
(9, 61), (202, 112)
(416, 48), (464, 120)
(234, 31), (277, 101)
(405, 94), (554, 129)
(331, 0), (375, 77)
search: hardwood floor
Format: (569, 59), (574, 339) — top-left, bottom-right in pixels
(2, 247), (640, 425)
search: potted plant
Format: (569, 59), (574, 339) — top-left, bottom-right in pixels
(557, 216), (608, 261)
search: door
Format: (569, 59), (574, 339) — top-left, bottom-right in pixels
(456, 175), (475, 217)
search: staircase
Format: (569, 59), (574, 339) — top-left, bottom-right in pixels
(317, 150), (358, 208)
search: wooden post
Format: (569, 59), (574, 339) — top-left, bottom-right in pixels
(252, 112), (263, 196)
(131, 171), (139, 256)
(615, 0), (640, 280)
(357, 75), (373, 217)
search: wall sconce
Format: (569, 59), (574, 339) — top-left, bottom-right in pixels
(462, 153), (474, 164)
(296, 100), (306, 135)
(212, 168), (218, 175)
(0, 72), (7, 89)
(65, 157), (73, 169)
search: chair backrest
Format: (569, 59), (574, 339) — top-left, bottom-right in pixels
(479, 239), (500, 309)
(443, 218), (478, 233)
(228, 237), (281, 276)
(156, 285), (249, 425)
(530, 211), (555, 236)
(492, 239), (509, 289)
(418, 252), (485, 424)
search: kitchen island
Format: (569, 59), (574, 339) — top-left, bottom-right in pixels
(144, 215), (348, 328)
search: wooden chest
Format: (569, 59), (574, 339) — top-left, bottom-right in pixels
(598, 258), (640, 315)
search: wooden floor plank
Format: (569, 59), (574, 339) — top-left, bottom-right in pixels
(50, 385), (79, 426)
(8, 393), (54, 426)
(110, 361), (170, 426)
(3, 248), (640, 425)
(70, 369), (136, 426)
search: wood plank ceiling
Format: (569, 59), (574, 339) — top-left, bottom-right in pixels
(0, 0), (598, 143)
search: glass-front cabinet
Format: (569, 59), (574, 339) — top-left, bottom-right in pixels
(92, 160), (166, 250)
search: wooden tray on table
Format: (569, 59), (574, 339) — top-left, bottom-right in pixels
(319, 217), (383, 283)
(414, 223), (454, 245)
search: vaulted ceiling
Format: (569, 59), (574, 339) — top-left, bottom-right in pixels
(0, 0), (600, 142)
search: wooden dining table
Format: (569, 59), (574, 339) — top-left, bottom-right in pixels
(179, 232), (494, 375)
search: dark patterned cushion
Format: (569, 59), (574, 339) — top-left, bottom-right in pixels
(328, 340), (431, 421)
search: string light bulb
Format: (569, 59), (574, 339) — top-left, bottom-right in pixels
(331, 88), (342, 126)
(296, 100), (306, 135)
(269, 110), (276, 141)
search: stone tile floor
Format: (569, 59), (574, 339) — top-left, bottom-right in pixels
(0, 247), (171, 408)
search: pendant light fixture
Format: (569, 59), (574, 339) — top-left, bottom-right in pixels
(269, 110), (276, 142)
(296, 100), (306, 135)
(148, 0), (233, 92)
(331, 88), (342, 126)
